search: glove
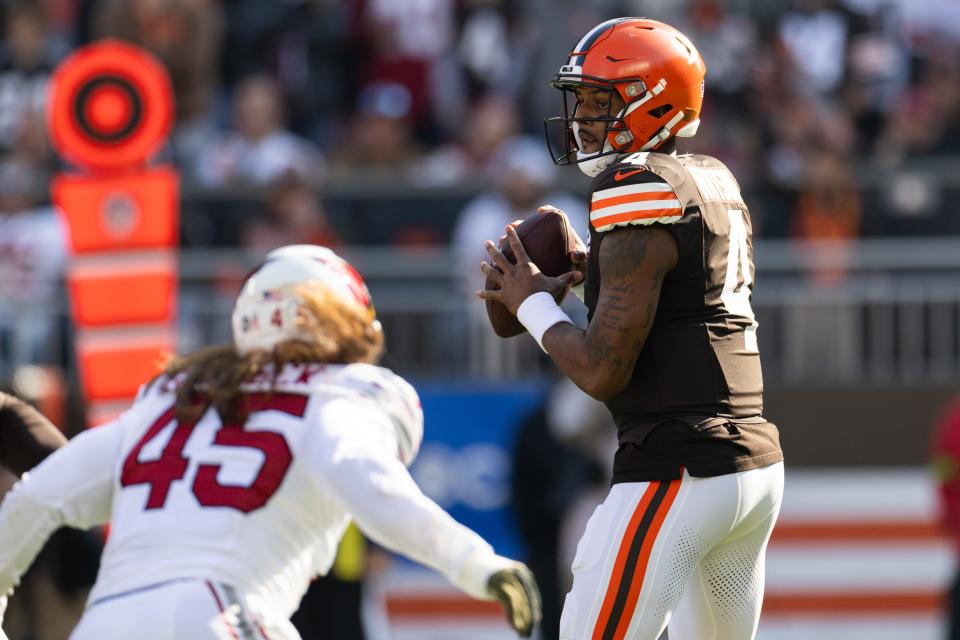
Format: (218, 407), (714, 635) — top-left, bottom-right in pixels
(486, 564), (542, 638)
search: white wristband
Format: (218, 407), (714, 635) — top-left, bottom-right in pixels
(516, 292), (573, 353)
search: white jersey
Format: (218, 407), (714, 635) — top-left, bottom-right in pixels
(0, 363), (514, 626)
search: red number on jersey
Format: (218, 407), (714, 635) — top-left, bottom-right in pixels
(193, 393), (306, 513)
(120, 406), (196, 509)
(120, 393), (308, 513)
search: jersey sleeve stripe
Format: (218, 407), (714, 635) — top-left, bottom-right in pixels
(591, 209), (683, 231)
(591, 191), (677, 210)
(591, 182), (674, 201)
(590, 199), (682, 219)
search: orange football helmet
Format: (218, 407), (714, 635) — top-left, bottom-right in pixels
(544, 18), (707, 176)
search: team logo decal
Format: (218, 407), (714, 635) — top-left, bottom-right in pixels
(100, 191), (141, 239)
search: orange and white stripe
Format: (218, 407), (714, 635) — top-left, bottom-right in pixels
(590, 182), (682, 232)
(591, 477), (683, 640)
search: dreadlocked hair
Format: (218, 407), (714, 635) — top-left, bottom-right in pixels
(163, 285), (383, 424)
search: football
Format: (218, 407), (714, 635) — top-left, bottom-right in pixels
(484, 209), (580, 338)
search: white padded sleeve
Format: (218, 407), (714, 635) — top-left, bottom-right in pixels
(304, 397), (513, 599)
(0, 420), (122, 595)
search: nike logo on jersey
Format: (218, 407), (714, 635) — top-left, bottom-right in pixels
(613, 169), (646, 181)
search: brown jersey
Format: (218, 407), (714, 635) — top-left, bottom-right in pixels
(584, 152), (782, 482)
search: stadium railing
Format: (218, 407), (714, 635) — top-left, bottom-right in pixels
(4, 238), (958, 385)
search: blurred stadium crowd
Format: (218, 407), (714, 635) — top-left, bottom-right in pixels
(1, 0), (959, 236)
(0, 0), (954, 353)
(0, 0), (957, 401)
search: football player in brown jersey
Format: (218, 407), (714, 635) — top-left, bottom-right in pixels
(479, 17), (784, 640)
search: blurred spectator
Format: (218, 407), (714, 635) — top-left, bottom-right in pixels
(418, 95), (519, 185)
(451, 136), (584, 295)
(0, 160), (66, 379)
(792, 151), (862, 242)
(218, 1), (355, 149)
(877, 88), (943, 162)
(841, 8), (909, 153)
(791, 151), (862, 285)
(242, 174), (341, 256)
(877, 58), (960, 163)
(359, 0), (460, 139)
(679, 0), (757, 102)
(196, 74), (325, 187)
(0, 2), (66, 155)
(92, 0), (224, 168)
(930, 395), (960, 640)
(328, 81), (422, 176)
(457, 1), (533, 102)
(777, 0), (866, 95)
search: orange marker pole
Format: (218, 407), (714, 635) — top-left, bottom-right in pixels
(47, 41), (179, 425)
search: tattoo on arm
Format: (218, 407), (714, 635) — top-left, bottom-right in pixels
(544, 226), (676, 401)
(601, 230), (651, 280)
(590, 228), (673, 386)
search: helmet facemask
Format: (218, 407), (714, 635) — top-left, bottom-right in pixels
(544, 77), (630, 177)
(544, 75), (683, 177)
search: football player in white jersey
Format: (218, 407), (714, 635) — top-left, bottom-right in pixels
(0, 245), (541, 639)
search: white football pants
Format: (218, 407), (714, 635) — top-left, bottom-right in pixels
(70, 579), (300, 640)
(560, 461), (784, 640)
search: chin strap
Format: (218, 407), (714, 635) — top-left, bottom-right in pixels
(576, 149), (618, 177)
(573, 122), (618, 177)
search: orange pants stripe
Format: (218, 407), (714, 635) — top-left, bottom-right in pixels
(592, 476), (683, 640)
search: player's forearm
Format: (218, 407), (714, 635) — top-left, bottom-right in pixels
(542, 322), (635, 401)
(352, 493), (509, 599)
(0, 481), (65, 595)
(326, 455), (509, 598)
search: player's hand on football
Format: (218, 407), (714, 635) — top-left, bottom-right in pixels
(487, 563), (541, 638)
(478, 225), (583, 315)
(538, 204), (588, 266)
(496, 219), (525, 249)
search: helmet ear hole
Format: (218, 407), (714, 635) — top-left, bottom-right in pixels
(648, 104), (673, 118)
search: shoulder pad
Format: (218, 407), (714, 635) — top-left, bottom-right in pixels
(678, 154), (745, 205)
(134, 373), (179, 403)
(589, 153), (684, 233)
(333, 364), (424, 467)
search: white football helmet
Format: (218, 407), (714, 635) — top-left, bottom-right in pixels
(231, 245), (377, 355)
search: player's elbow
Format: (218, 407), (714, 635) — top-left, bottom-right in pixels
(0, 480), (64, 532)
(581, 372), (630, 402)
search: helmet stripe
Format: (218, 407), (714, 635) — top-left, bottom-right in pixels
(568, 17), (631, 66)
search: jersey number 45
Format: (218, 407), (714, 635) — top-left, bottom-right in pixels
(120, 393), (307, 513)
